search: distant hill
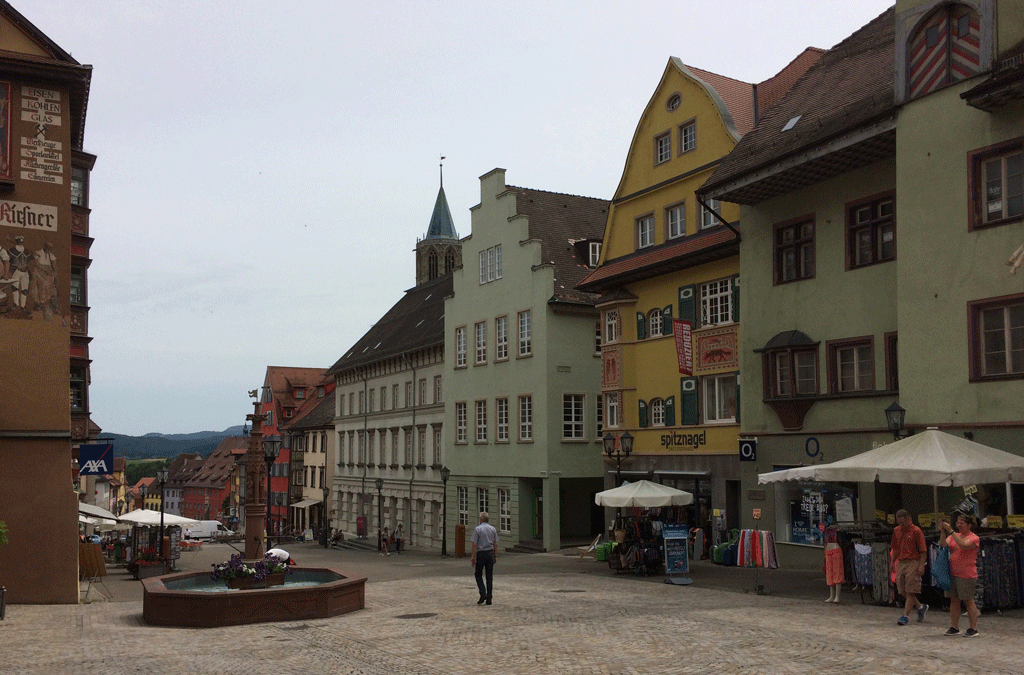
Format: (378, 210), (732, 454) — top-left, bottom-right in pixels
(104, 425), (246, 460)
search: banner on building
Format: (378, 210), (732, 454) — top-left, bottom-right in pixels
(673, 319), (693, 375)
(78, 443), (113, 475)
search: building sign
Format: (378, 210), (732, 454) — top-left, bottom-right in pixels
(19, 86), (63, 185)
(660, 429), (706, 450)
(0, 199), (58, 231)
(78, 443), (113, 475)
(694, 326), (738, 371)
(672, 319), (692, 375)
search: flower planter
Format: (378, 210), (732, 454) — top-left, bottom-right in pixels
(226, 572), (286, 590)
(135, 563), (167, 580)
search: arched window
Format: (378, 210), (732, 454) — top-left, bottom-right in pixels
(428, 250), (439, 280)
(445, 250), (456, 274)
(650, 398), (665, 426)
(908, 4), (980, 100)
(648, 309), (663, 337)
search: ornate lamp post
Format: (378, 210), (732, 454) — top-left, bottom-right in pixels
(156, 469), (168, 559)
(322, 483), (331, 548)
(263, 437), (281, 555)
(440, 466), (450, 557)
(116, 499), (124, 517)
(375, 477), (384, 552)
(603, 431), (634, 519)
(139, 483), (147, 511)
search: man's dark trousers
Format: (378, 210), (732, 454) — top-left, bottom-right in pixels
(475, 549), (494, 600)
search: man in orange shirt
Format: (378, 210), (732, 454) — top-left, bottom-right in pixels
(939, 514), (980, 637)
(891, 509), (928, 626)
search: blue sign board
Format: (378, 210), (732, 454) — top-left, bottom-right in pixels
(78, 443), (113, 475)
(662, 523), (689, 574)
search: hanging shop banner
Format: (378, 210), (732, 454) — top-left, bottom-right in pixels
(663, 523), (689, 575)
(78, 443), (113, 475)
(672, 319), (692, 375)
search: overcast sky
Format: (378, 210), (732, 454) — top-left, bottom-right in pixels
(20, 1), (894, 436)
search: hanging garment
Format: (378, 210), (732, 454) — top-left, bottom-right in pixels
(825, 547), (844, 586)
(871, 542), (890, 604)
(853, 543), (873, 586)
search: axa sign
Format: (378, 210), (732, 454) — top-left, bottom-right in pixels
(78, 443), (113, 475)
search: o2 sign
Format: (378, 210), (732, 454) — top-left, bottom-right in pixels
(739, 438), (757, 462)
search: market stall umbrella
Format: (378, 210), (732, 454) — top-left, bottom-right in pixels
(757, 428), (1024, 487)
(594, 480), (694, 508)
(78, 503), (119, 520)
(117, 509), (201, 526)
(757, 428), (1024, 520)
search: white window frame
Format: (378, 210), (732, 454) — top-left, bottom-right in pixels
(518, 310), (532, 356)
(703, 373), (737, 423)
(477, 487), (489, 516)
(479, 245), (503, 284)
(475, 321), (487, 364)
(434, 375), (443, 404)
(455, 402), (467, 443)
(604, 309), (618, 343)
(518, 395), (533, 441)
(700, 278), (733, 327)
(701, 198), (721, 229)
(562, 394), (585, 439)
(496, 315), (509, 360)
(496, 397), (509, 442)
(651, 398), (665, 426)
(679, 122), (696, 153)
(433, 428), (442, 465)
(667, 203), (685, 239)
(475, 400), (487, 442)
(499, 488), (511, 533)
(458, 486), (469, 526)
(606, 393), (619, 428)
(649, 309), (663, 337)
(455, 326), (467, 367)
(637, 215), (654, 248)
(589, 242), (601, 267)
(655, 132), (671, 164)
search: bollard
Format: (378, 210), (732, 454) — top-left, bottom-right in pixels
(455, 523), (466, 557)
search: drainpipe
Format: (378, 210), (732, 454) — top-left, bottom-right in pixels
(695, 194), (741, 240)
(359, 372), (368, 537)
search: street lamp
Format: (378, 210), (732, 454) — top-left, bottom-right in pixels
(117, 499), (124, 516)
(440, 466), (451, 557)
(603, 431), (634, 519)
(263, 437), (281, 554)
(156, 469), (168, 560)
(139, 483), (147, 511)
(884, 402), (911, 441)
(322, 483), (331, 548)
(375, 477), (384, 553)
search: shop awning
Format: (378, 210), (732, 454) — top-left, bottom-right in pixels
(291, 499), (322, 509)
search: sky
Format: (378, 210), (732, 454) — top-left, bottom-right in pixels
(18, 0), (895, 436)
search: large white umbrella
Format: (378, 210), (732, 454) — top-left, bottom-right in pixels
(117, 509), (201, 526)
(758, 428), (1024, 487)
(594, 480), (694, 508)
(758, 428), (1024, 521)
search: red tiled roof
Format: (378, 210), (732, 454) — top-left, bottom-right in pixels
(686, 65), (756, 136)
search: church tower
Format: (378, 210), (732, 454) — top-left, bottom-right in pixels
(415, 160), (461, 286)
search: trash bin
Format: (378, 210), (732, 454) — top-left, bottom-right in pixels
(455, 524), (466, 557)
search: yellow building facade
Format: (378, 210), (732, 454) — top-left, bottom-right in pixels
(581, 54), (821, 533)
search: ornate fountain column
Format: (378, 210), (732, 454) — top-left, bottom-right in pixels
(244, 401), (268, 560)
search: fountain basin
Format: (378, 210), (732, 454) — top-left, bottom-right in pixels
(142, 566), (366, 627)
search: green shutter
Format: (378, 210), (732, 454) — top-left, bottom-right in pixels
(680, 377), (698, 426)
(735, 373), (741, 425)
(664, 396), (676, 426)
(638, 399), (649, 428)
(678, 285), (696, 324)
(636, 312), (646, 340)
(662, 304), (672, 325)
(731, 274), (740, 323)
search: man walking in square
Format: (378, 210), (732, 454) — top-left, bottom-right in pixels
(891, 508), (928, 625)
(471, 511), (497, 605)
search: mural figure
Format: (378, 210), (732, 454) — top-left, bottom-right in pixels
(29, 240), (59, 317)
(0, 234), (60, 320)
(0, 234), (30, 315)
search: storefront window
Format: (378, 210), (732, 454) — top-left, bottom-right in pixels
(772, 477), (857, 545)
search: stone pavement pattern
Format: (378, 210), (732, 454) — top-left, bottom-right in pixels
(3, 543), (1023, 674)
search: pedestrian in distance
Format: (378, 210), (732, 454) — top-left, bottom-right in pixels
(394, 524), (404, 554)
(471, 511), (498, 605)
(380, 526), (390, 556)
(939, 514), (981, 637)
(891, 508), (928, 625)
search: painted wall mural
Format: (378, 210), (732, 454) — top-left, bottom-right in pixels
(694, 327), (738, 372)
(1, 199), (60, 320)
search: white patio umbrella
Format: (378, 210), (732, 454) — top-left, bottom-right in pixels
(594, 480), (694, 508)
(758, 428), (1024, 520)
(117, 509), (200, 526)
